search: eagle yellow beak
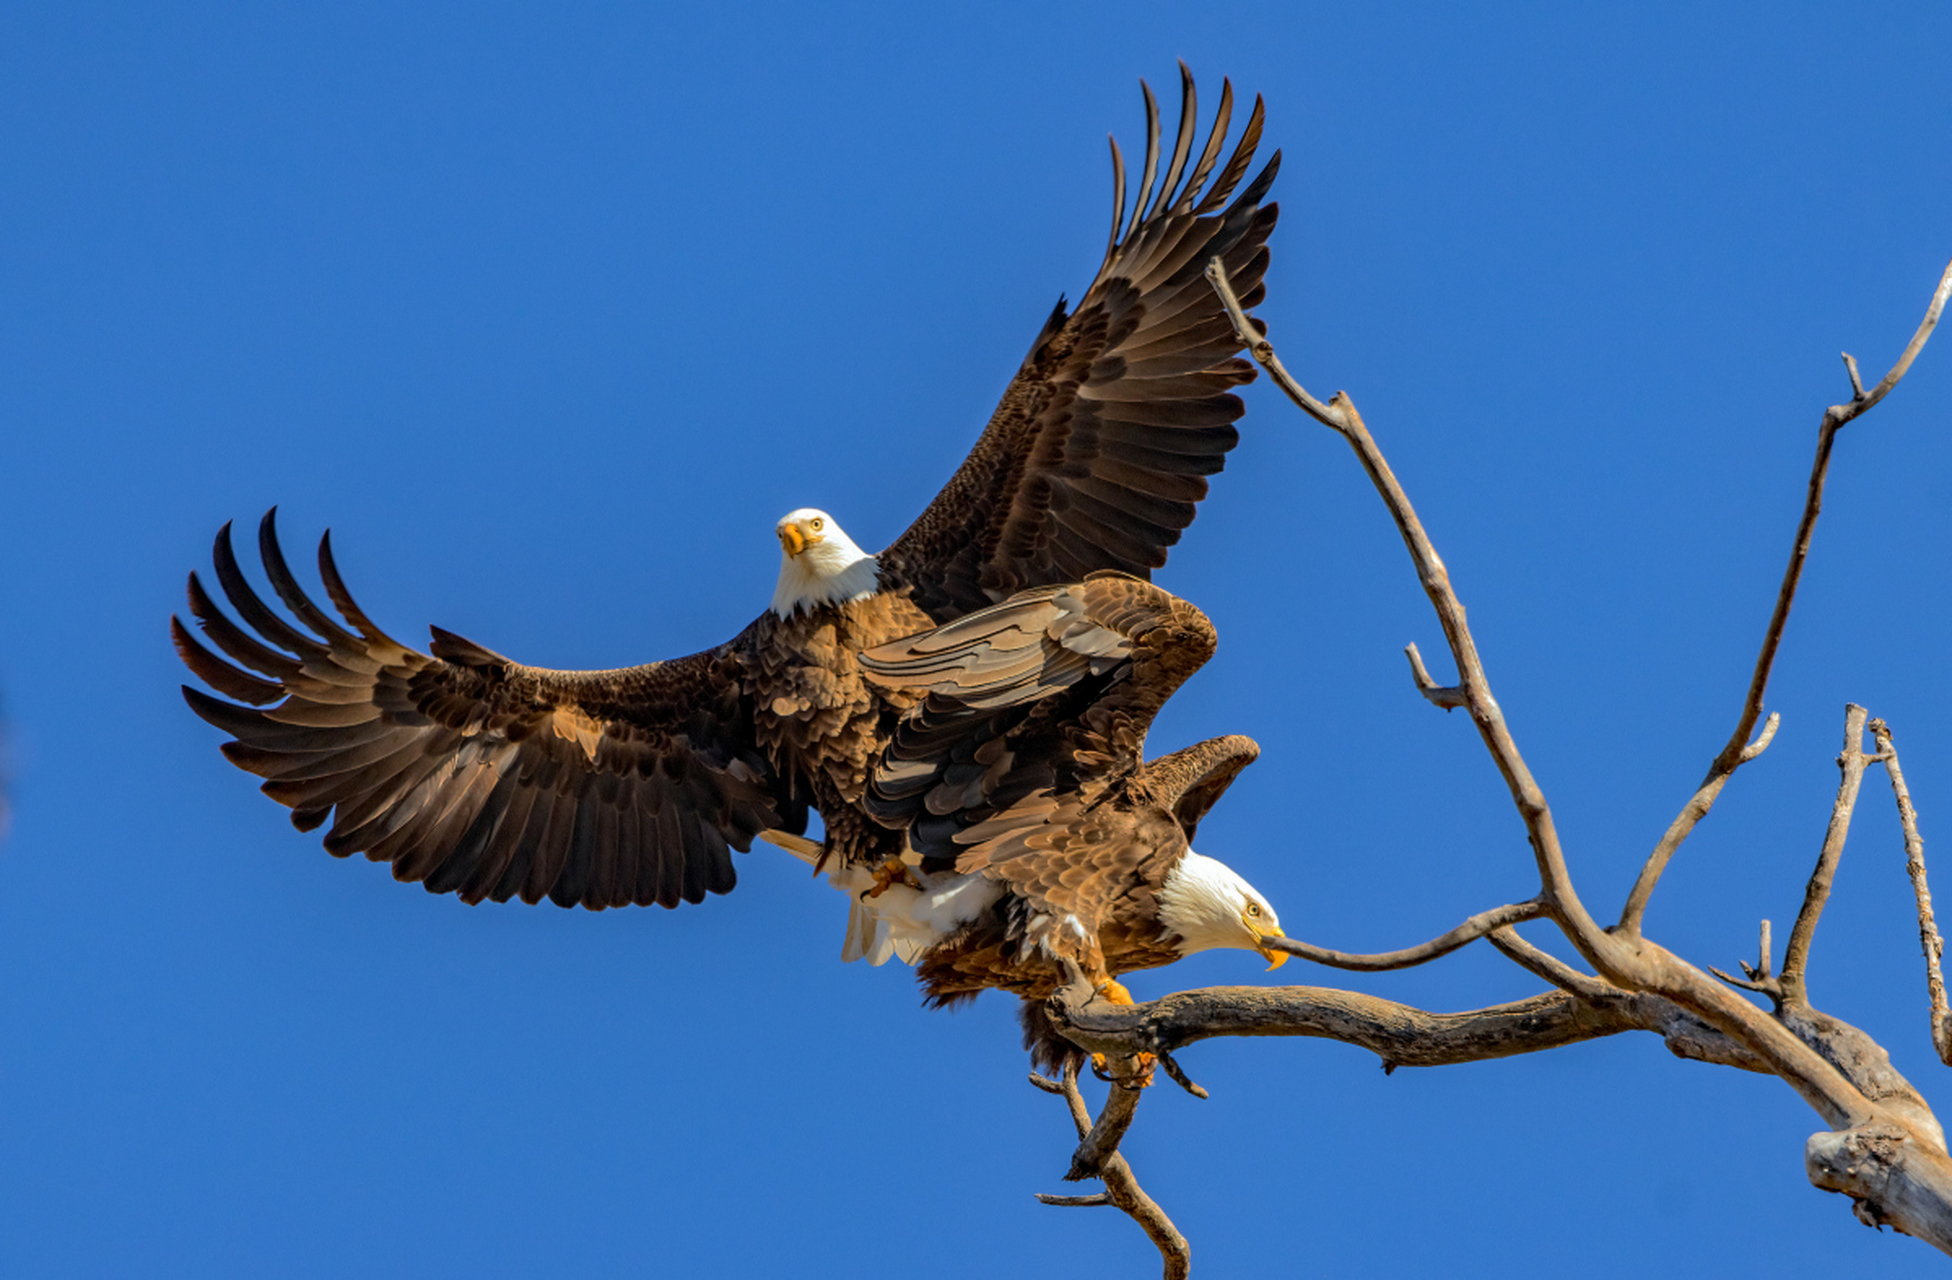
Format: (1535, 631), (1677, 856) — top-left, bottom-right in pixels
(777, 523), (809, 557)
(1255, 927), (1289, 972)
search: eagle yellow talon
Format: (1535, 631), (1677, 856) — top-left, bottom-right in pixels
(1089, 1048), (1158, 1087)
(1088, 980), (1156, 1086)
(862, 857), (919, 900)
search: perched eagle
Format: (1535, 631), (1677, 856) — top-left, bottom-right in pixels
(174, 69), (1279, 930)
(844, 573), (1286, 1061)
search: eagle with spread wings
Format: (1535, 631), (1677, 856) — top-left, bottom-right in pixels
(175, 69), (1280, 944)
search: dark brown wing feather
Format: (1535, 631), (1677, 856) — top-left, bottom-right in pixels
(864, 575), (1258, 1018)
(857, 573), (1220, 872)
(175, 511), (801, 909)
(1132, 734), (1260, 844)
(882, 65), (1280, 619)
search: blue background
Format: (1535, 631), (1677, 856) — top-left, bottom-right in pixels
(5, 3), (1952, 1275)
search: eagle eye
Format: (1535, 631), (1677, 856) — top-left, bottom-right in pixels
(811, 517), (824, 531)
(1245, 902), (1262, 918)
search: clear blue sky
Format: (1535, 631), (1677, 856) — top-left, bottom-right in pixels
(5, 3), (1952, 1276)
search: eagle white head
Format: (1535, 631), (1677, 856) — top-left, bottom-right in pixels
(1156, 850), (1288, 970)
(771, 508), (880, 618)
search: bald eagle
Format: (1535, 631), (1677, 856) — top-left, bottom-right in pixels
(174, 69), (1279, 929)
(845, 573), (1284, 1060)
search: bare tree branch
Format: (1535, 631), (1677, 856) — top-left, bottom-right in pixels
(1049, 978), (1772, 1075)
(1621, 714), (1780, 935)
(1843, 258), (1952, 415)
(1808, 1124), (1952, 1250)
(1213, 255), (1869, 1116)
(1155, 1050), (1208, 1099)
(1203, 251), (1952, 1241)
(1264, 899), (1546, 971)
(1720, 919), (1782, 998)
(1204, 260), (1344, 429)
(1716, 253), (1952, 758)
(1872, 718), (1952, 1066)
(1488, 928), (1620, 1000)
(1031, 1065), (1190, 1280)
(1775, 1002), (1946, 1148)
(1207, 257), (1619, 977)
(1066, 1060), (1146, 1183)
(1615, 254), (1952, 935)
(1780, 705), (1875, 1002)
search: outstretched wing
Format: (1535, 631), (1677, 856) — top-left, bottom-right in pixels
(881, 65), (1281, 619)
(856, 573), (1218, 870)
(174, 512), (801, 910)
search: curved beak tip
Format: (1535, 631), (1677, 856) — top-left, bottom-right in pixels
(1258, 929), (1289, 971)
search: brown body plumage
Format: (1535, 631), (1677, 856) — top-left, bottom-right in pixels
(175, 67), (1280, 919)
(858, 576), (1275, 1000)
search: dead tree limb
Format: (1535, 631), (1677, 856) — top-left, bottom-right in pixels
(1048, 976), (1772, 1074)
(1193, 251), (1952, 1254)
(1030, 1064), (1189, 1280)
(1207, 257), (1620, 979)
(1617, 255), (1952, 934)
(1779, 706), (1876, 1003)
(1873, 718), (1952, 1066)
(1261, 898), (1546, 971)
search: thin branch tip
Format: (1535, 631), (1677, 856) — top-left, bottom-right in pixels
(1711, 964), (1776, 997)
(1741, 713), (1782, 763)
(1036, 1192), (1113, 1208)
(1405, 642), (1467, 710)
(1843, 351), (1866, 399)
(1157, 1051), (1209, 1099)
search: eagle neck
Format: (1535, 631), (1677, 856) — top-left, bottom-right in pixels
(771, 549), (881, 618)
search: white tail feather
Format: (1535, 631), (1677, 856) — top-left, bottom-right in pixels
(761, 828), (963, 967)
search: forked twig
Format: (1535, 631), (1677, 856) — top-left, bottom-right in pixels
(1030, 1065), (1189, 1279)
(1066, 1052), (1147, 1183)
(1718, 920), (1781, 1001)
(1406, 642), (1468, 709)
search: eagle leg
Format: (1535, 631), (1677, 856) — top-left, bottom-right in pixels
(861, 857), (921, 900)
(1088, 979), (1158, 1088)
